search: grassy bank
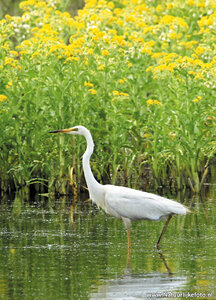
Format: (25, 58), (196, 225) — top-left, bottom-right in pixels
(0, 0), (215, 194)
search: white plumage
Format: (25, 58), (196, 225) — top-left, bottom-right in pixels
(104, 185), (187, 221)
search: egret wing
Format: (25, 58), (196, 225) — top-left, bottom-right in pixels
(104, 185), (186, 221)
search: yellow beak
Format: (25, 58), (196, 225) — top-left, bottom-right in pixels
(49, 127), (77, 133)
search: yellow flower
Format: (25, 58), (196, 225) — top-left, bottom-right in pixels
(88, 89), (97, 95)
(119, 79), (125, 84)
(193, 96), (202, 102)
(66, 57), (79, 62)
(0, 95), (7, 102)
(146, 66), (153, 72)
(188, 0), (194, 5)
(197, 1), (205, 7)
(36, 1), (47, 8)
(32, 51), (40, 58)
(141, 48), (153, 55)
(20, 50), (29, 55)
(102, 49), (109, 56)
(147, 99), (162, 106)
(167, 3), (175, 9)
(19, 0), (38, 10)
(112, 90), (119, 96)
(9, 51), (19, 57)
(6, 81), (12, 89)
(116, 19), (124, 26)
(126, 15), (136, 23)
(112, 35), (126, 46)
(84, 81), (94, 87)
(88, 48), (94, 55)
(188, 70), (195, 76)
(92, 31), (105, 41)
(119, 92), (129, 97)
(194, 72), (204, 80)
(169, 32), (177, 39)
(5, 14), (12, 20)
(90, 14), (99, 21)
(195, 46), (205, 56)
(160, 15), (188, 29)
(108, 29), (117, 35)
(98, 64), (105, 70)
(156, 5), (163, 12)
(107, 1), (114, 9)
(4, 58), (17, 67)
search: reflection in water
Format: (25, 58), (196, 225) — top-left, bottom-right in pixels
(126, 248), (172, 275)
(115, 248), (177, 299)
(90, 273), (187, 299)
(156, 249), (173, 275)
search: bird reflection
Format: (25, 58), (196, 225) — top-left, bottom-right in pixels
(126, 247), (173, 276)
(92, 241), (184, 300)
(90, 271), (186, 300)
(156, 248), (173, 275)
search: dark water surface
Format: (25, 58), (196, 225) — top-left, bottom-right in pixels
(0, 187), (215, 299)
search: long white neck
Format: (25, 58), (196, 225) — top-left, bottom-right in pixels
(82, 129), (102, 193)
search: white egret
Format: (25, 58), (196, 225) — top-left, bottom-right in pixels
(49, 125), (189, 249)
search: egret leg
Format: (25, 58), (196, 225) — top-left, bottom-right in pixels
(122, 217), (131, 255)
(127, 228), (131, 250)
(156, 215), (172, 248)
(126, 229), (131, 267)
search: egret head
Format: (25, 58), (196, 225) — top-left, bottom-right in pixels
(49, 125), (88, 136)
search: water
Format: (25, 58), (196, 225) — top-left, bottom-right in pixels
(0, 188), (215, 299)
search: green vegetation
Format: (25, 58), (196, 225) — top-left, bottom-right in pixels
(0, 0), (215, 194)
